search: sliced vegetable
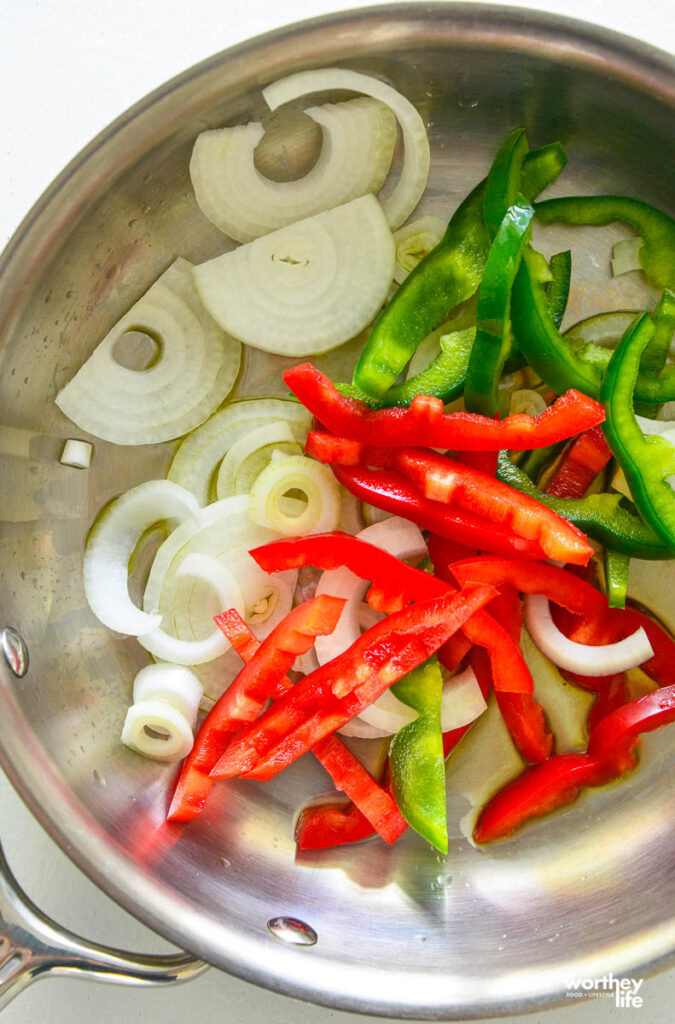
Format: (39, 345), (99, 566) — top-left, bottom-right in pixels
(190, 98), (396, 242)
(213, 584), (496, 781)
(138, 553), (244, 665)
(315, 443), (594, 565)
(193, 195), (395, 356)
(215, 421), (301, 498)
(56, 259), (241, 444)
(121, 700), (195, 762)
(600, 314), (675, 549)
(167, 594), (345, 822)
(132, 663), (203, 725)
(496, 452), (674, 560)
(286, 362), (604, 450)
(389, 659), (448, 852)
(248, 454), (341, 535)
(535, 195), (675, 290)
(262, 67), (431, 230)
(332, 463), (547, 560)
(393, 216), (446, 283)
(604, 549), (631, 609)
(167, 399), (312, 507)
(544, 423), (612, 498)
(83, 480), (199, 636)
(523, 593), (653, 675)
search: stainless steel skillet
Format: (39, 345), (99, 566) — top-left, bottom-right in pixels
(0, 3), (674, 1017)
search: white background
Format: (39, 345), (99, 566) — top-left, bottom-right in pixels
(1, 1), (673, 1022)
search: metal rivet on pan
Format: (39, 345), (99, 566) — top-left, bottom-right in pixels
(267, 916), (318, 946)
(0, 628), (29, 678)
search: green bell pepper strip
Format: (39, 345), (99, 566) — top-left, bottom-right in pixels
(389, 658), (448, 853)
(496, 452), (674, 560)
(636, 289), (675, 416)
(600, 314), (675, 550)
(512, 250), (675, 404)
(535, 195), (675, 291)
(483, 128), (529, 239)
(339, 247), (570, 411)
(464, 197), (534, 417)
(352, 144), (568, 400)
(604, 548), (630, 609)
(545, 250), (572, 329)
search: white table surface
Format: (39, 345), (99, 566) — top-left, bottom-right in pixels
(1, 1), (673, 1021)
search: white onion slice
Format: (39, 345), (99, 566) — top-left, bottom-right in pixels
(524, 594), (654, 676)
(190, 98), (396, 243)
(393, 215), (446, 283)
(121, 699), (195, 762)
(215, 421), (300, 498)
(193, 195), (395, 356)
(248, 454), (341, 535)
(509, 388), (548, 417)
(168, 398), (312, 507)
(263, 68), (431, 229)
(138, 552), (244, 665)
(316, 517), (426, 667)
(132, 663), (203, 727)
(83, 480), (199, 635)
(56, 259), (241, 444)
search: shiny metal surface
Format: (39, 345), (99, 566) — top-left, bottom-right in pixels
(0, 840), (206, 1011)
(0, 630), (28, 679)
(0, 3), (674, 1018)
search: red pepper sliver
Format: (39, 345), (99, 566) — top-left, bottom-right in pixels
(473, 754), (598, 842)
(545, 424), (612, 499)
(333, 464), (547, 561)
(216, 612), (407, 845)
(167, 594), (345, 823)
(314, 443), (593, 565)
(211, 585), (497, 782)
(295, 799), (377, 850)
(450, 556), (607, 616)
(285, 362), (604, 450)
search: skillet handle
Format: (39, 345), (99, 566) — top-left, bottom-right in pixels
(0, 840), (207, 1011)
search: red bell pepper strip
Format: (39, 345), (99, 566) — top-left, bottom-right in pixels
(284, 363), (604, 450)
(314, 442), (594, 565)
(252, 532), (535, 694)
(216, 611), (407, 844)
(428, 533), (477, 670)
(474, 683), (675, 842)
(167, 594), (345, 823)
(544, 423), (612, 498)
(295, 799), (378, 850)
(473, 754), (599, 842)
(586, 684), (675, 770)
(210, 585), (497, 781)
(449, 556), (607, 617)
(479, 584), (554, 763)
(214, 609), (292, 700)
(332, 463), (547, 560)
(586, 674), (630, 732)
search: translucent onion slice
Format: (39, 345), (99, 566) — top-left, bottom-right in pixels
(524, 594), (654, 675)
(611, 237), (644, 276)
(248, 454), (341, 535)
(509, 388), (548, 417)
(190, 98), (396, 243)
(56, 259), (241, 444)
(83, 480), (199, 636)
(132, 663), (203, 727)
(393, 215), (446, 283)
(121, 699), (195, 762)
(138, 552), (244, 665)
(167, 398), (312, 507)
(315, 517), (426, 667)
(193, 195), (395, 356)
(263, 67), (431, 229)
(215, 421), (300, 498)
